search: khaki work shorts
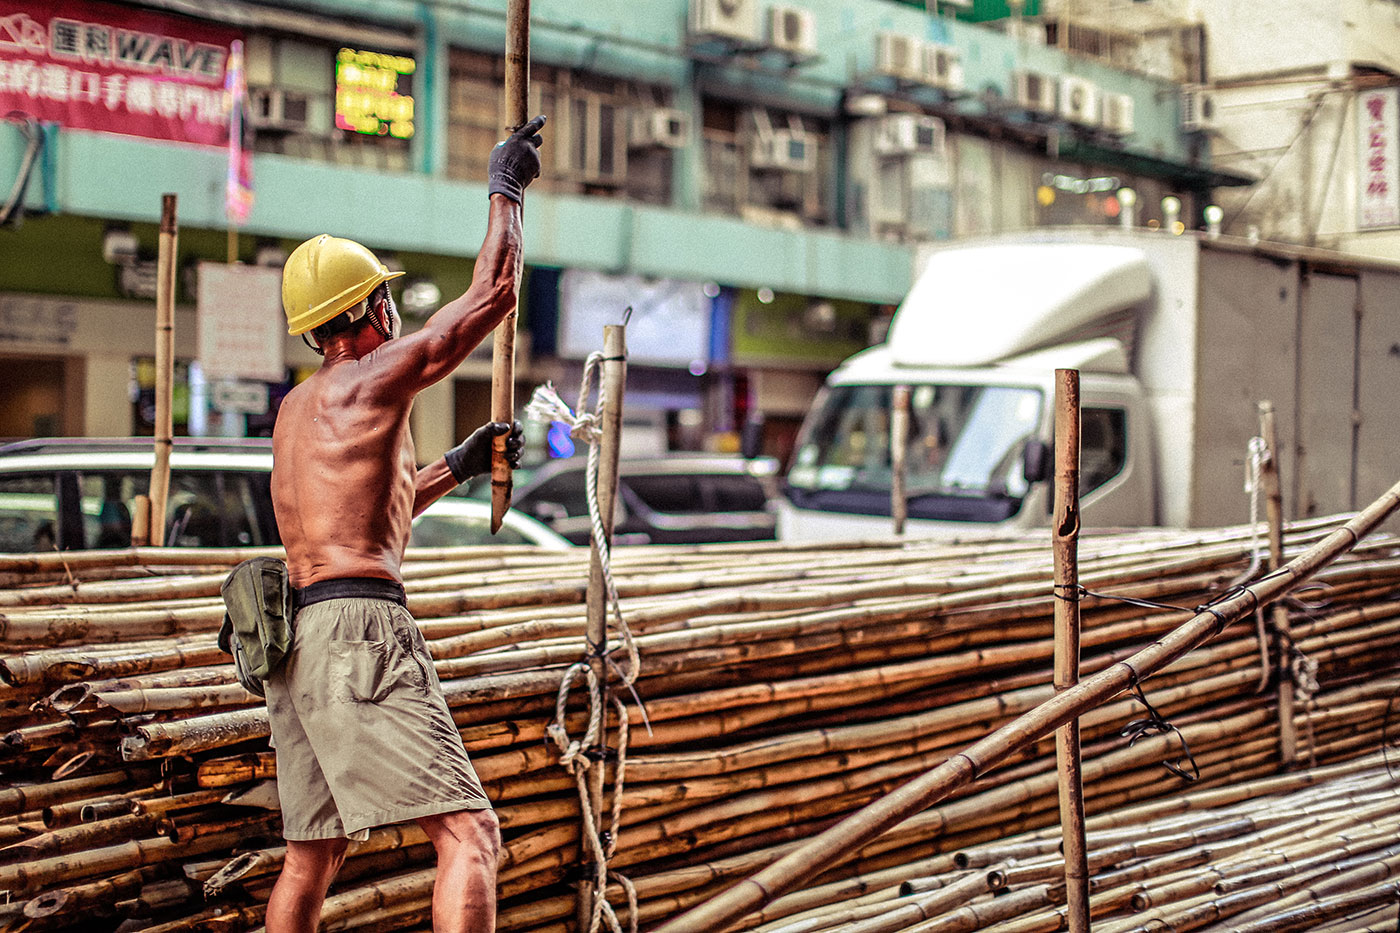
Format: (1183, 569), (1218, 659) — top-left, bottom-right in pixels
(264, 596), (491, 840)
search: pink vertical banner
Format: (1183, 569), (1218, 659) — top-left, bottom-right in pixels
(224, 38), (253, 225)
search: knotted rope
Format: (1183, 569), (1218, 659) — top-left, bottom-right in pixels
(1240, 435), (1273, 693)
(526, 355), (644, 933)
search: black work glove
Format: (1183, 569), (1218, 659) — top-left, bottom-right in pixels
(487, 115), (546, 204)
(444, 421), (524, 483)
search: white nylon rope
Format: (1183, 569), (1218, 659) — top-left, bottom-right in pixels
(526, 357), (642, 933)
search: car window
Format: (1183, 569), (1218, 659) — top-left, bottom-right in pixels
(1081, 408), (1127, 494)
(705, 474), (769, 512)
(78, 473), (139, 549)
(73, 469), (274, 549)
(624, 474), (704, 514)
(162, 473), (223, 547)
(0, 475), (60, 552)
(523, 471), (591, 517)
(411, 514), (533, 547)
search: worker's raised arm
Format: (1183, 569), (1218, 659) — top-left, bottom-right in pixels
(374, 116), (546, 394)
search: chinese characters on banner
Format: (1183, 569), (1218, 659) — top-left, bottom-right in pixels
(0, 0), (241, 147)
(1358, 87), (1400, 230)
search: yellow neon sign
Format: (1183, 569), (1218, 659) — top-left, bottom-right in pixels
(335, 47), (416, 139)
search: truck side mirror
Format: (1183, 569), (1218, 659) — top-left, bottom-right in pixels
(1022, 439), (1051, 485)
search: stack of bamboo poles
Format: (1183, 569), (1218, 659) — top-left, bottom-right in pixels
(725, 750), (1400, 933)
(0, 516), (1398, 932)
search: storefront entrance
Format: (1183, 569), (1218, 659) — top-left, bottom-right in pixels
(0, 355), (83, 440)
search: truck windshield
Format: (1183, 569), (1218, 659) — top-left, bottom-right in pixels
(785, 383), (1044, 522)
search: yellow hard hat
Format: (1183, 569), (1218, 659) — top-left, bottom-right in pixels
(281, 235), (406, 336)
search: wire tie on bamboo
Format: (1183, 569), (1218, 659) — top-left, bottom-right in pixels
(1275, 628), (1321, 765)
(1120, 668), (1200, 782)
(1066, 581), (1264, 639)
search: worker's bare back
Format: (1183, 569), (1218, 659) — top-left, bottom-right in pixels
(272, 356), (417, 587)
(271, 198), (526, 588)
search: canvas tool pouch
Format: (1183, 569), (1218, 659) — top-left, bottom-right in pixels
(217, 557), (294, 698)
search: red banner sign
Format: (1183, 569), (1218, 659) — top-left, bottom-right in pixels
(0, 0), (241, 146)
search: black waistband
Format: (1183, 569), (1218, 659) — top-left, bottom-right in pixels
(293, 577), (406, 609)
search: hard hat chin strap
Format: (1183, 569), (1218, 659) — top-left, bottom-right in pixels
(368, 287), (400, 341)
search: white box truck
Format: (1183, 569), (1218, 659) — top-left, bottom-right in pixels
(778, 228), (1400, 541)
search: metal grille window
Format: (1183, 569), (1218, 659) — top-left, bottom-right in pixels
(701, 100), (832, 226)
(446, 52), (672, 203)
(540, 74), (628, 191)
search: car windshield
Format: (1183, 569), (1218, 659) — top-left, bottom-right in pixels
(786, 383), (1044, 520)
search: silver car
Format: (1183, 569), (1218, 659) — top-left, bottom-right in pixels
(511, 453), (780, 546)
(0, 437), (568, 552)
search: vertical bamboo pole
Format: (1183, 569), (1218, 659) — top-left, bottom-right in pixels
(1053, 368), (1090, 932)
(491, 0), (530, 534)
(130, 495), (151, 548)
(890, 385), (911, 536)
(148, 194), (178, 547)
(1259, 401), (1297, 766)
(578, 323), (627, 927)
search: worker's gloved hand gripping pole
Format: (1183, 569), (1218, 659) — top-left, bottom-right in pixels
(487, 118), (544, 203)
(446, 421), (525, 483)
(491, 0), (535, 534)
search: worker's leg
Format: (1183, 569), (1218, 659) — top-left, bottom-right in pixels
(265, 837), (349, 933)
(418, 808), (501, 933)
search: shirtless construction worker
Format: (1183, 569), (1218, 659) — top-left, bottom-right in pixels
(265, 115), (545, 933)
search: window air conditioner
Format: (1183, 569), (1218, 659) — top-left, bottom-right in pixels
(751, 129), (816, 173)
(248, 87), (314, 133)
(768, 6), (817, 57)
(876, 32), (925, 83)
(869, 158), (908, 229)
(689, 0), (760, 44)
(1014, 70), (1057, 116)
(922, 45), (964, 93)
(1180, 86), (1218, 133)
(629, 108), (690, 149)
(1101, 92), (1134, 136)
(873, 114), (947, 159)
(1059, 76), (1100, 126)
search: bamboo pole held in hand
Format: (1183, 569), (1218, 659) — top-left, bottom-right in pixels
(491, 0), (531, 534)
(1053, 369), (1090, 932)
(149, 194), (178, 547)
